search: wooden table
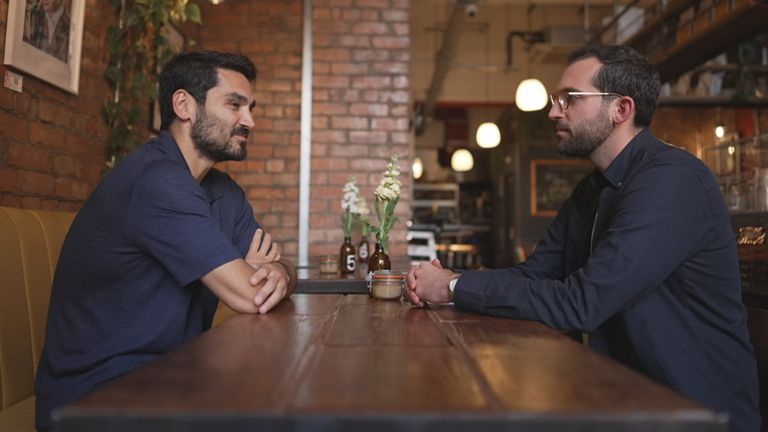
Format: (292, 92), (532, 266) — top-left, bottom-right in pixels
(55, 294), (727, 432)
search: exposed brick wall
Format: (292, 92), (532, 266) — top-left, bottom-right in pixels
(0, 0), (113, 211)
(198, 0), (412, 264)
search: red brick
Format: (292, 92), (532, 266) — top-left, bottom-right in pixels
(353, 49), (390, 62)
(313, 130), (347, 143)
(350, 103), (388, 116)
(336, 35), (371, 48)
(352, 76), (392, 89)
(312, 158), (350, 171)
(38, 101), (56, 123)
(378, 90), (409, 103)
(0, 112), (30, 142)
(393, 22), (409, 36)
(9, 144), (50, 171)
(1, 195), (23, 207)
(373, 62), (408, 74)
(21, 196), (43, 209)
(350, 131), (387, 144)
(331, 117), (369, 130)
(314, 48), (351, 62)
(361, 10), (381, 20)
(372, 118), (409, 131)
(0, 169), (18, 190)
(352, 22), (389, 34)
(275, 147), (300, 158)
(314, 103), (348, 115)
(372, 36), (409, 49)
(314, 75), (351, 90)
(382, 10), (408, 21)
(18, 171), (55, 195)
(53, 154), (82, 177)
(266, 159), (285, 172)
(331, 63), (369, 75)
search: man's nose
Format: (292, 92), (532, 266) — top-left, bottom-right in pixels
(240, 109), (255, 129)
(548, 103), (562, 121)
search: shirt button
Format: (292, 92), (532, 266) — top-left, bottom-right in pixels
(617, 182), (623, 188)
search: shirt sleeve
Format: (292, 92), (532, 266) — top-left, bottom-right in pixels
(454, 160), (716, 332)
(125, 161), (243, 287)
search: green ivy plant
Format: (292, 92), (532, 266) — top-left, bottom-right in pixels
(103, 0), (202, 170)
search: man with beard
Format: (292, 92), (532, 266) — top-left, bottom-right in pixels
(405, 45), (759, 432)
(34, 51), (296, 431)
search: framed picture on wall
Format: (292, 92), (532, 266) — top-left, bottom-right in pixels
(3, 0), (86, 94)
(150, 23), (186, 132)
(530, 159), (593, 217)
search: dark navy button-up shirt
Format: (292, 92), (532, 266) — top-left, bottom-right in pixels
(455, 128), (759, 432)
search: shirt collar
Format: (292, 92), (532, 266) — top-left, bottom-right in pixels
(154, 131), (224, 202)
(598, 127), (652, 191)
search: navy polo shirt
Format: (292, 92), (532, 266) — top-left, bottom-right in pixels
(35, 132), (259, 429)
(454, 129), (760, 432)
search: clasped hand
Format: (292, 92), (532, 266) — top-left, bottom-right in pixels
(246, 229), (289, 313)
(404, 259), (460, 307)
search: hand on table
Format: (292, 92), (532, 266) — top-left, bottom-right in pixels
(248, 262), (290, 314)
(404, 259), (460, 307)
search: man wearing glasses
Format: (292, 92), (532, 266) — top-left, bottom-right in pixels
(406, 45), (759, 432)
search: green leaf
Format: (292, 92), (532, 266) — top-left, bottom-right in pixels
(185, 3), (202, 24)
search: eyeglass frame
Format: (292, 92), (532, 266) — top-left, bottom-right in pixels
(549, 90), (624, 111)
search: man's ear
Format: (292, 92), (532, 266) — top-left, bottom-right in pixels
(613, 96), (635, 125)
(172, 89), (196, 122)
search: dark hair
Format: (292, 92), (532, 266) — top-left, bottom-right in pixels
(158, 51), (257, 130)
(567, 45), (660, 127)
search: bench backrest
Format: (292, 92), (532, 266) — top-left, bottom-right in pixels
(0, 207), (75, 409)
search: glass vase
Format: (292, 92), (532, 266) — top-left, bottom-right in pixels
(357, 235), (370, 263)
(339, 236), (356, 274)
(367, 242), (391, 272)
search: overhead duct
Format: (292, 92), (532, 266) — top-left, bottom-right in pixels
(414, 0), (474, 136)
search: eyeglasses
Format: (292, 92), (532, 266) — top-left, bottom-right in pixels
(549, 91), (623, 111)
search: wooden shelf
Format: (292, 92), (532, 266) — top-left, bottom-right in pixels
(660, 96), (768, 107)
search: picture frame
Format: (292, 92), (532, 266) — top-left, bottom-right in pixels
(3, 0), (86, 94)
(150, 23), (186, 132)
(530, 159), (593, 217)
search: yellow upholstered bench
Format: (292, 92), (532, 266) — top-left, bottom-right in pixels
(0, 206), (237, 431)
(0, 206), (75, 432)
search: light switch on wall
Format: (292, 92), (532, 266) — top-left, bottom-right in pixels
(3, 70), (23, 93)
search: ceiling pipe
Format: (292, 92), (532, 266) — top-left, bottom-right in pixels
(415, 0), (474, 136)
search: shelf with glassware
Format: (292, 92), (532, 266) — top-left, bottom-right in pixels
(704, 133), (768, 213)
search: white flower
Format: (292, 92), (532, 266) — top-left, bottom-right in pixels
(374, 155), (402, 202)
(356, 196), (370, 216)
(341, 177), (359, 212)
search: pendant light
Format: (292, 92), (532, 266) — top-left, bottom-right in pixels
(475, 27), (500, 149)
(476, 122), (501, 148)
(515, 78), (548, 112)
(512, 1), (547, 112)
(412, 157), (424, 179)
(451, 149), (474, 172)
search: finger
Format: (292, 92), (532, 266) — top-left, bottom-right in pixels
(266, 241), (280, 260)
(254, 274), (277, 307)
(260, 232), (273, 253)
(258, 279), (287, 314)
(431, 258), (443, 269)
(407, 268), (417, 287)
(249, 267), (269, 286)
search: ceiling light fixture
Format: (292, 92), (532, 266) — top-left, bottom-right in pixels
(451, 149), (474, 172)
(413, 157), (424, 179)
(476, 122), (501, 148)
(475, 25), (501, 149)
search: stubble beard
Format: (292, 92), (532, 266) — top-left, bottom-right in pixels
(191, 108), (248, 162)
(556, 106), (613, 158)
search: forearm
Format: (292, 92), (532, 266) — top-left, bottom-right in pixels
(202, 259), (263, 314)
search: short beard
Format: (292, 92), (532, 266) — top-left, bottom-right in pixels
(557, 106), (613, 158)
(191, 110), (248, 162)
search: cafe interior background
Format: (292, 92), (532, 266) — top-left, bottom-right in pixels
(1, 0), (768, 380)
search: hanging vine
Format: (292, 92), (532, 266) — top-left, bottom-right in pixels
(103, 0), (202, 170)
